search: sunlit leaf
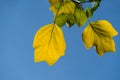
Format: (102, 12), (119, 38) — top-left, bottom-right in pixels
(63, 1), (75, 14)
(82, 20), (118, 56)
(50, 2), (63, 15)
(33, 24), (66, 66)
(49, 0), (75, 15)
(74, 4), (88, 27)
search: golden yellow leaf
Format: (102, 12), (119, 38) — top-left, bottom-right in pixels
(49, 0), (75, 15)
(82, 20), (118, 56)
(33, 24), (66, 66)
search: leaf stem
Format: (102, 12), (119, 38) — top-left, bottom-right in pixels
(47, 1), (63, 53)
(53, 1), (63, 24)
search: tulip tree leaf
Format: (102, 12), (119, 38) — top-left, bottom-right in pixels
(74, 4), (88, 27)
(82, 20), (118, 56)
(49, 0), (75, 15)
(33, 24), (66, 66)
(86, 6), (93, 18)
(56, 13), (68, 27)
(32, 0), (118, 66)
(66, 14), (76, 27)
(63, 1), (75, 14)
(56, 13), (75, 27)
(91, 0), (101, 14)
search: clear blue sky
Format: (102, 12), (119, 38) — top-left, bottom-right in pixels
(0, 0), (120, 80)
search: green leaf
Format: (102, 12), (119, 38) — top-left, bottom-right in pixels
(49, 0), (76, 27)
(74, 4), (88, 27)
(56, 13), (68, 27)
(86, 6), (93, 18)
(82, 20), (118, 56)
(66, 14), (75, 27)
(91, 0), (101, 13)
(78, 0), (85, 2)
(33, 24), (66, 66)
(56, 13), (75, 27)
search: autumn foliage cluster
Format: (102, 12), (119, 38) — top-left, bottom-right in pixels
(33, 0), (118, 66)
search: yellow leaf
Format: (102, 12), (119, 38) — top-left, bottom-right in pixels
(82, 20), (118, 56)
(63, 1), (75, 14)
(49, 0), (75, 15)
(33, 24), (66, 66)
